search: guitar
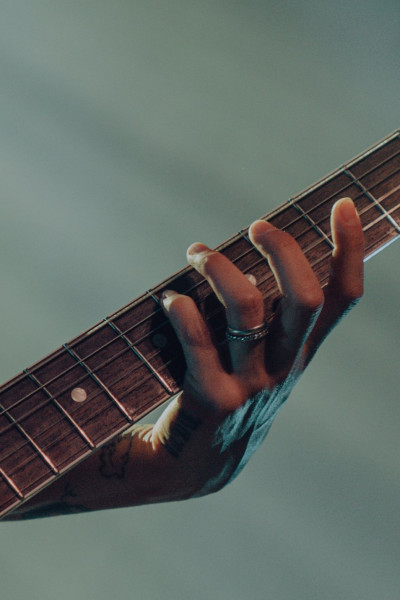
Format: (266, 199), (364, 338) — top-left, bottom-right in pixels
(1, 130), (399, 519)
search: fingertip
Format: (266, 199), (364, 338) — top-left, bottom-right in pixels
(331, 197), (361, 226)
(248, 220), (276, 244)
(186, 242), (212, 266)
(160, 289), (179, 311)
(187, 242), (209, 256)
(331, 197), (364, 257)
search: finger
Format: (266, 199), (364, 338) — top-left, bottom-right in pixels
(186, 243), (266, 378)
(161, 290), (241, 413)
(330, 197), (364, 301)
(248, 220), (324, 372)
(187, 243), (265, 330)
(304, 197), (364, 360)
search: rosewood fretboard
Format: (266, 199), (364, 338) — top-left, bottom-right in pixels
(1, 130), (399, 518)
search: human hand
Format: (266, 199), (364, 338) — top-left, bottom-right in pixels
(5, 197), (364, 518)
(147, 197), (364, 497)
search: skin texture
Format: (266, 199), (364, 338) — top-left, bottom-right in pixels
(4, 197), (364, 520)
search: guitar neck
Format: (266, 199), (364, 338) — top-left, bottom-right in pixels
(1, 130), (399, 519)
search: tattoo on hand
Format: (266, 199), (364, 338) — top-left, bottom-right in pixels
(11, 483), (89, 520)
(162, 409), (202, 458)
(99, 434), (134, 479)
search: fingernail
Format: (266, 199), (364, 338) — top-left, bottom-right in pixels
(187, 242), (209, 255)
(186, 242), (212, 265)
(334, 197), (360, 223)
(160, 289), (178, 310)
(246, 273), (257, 286)
(248, 220), (276, 242)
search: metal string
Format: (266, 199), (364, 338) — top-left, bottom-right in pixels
(1, 189), (400, 478)
(2, 150), (399, 421)
(1, 151), (400, 480)
(1, 159), (400, 436)
(0, 206), (394, 479)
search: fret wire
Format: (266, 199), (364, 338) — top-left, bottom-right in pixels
(233, 164), (400, 270)
(5, 188), (400, 451)
(0, 398), (59, 475)
(55, 201), (392, 414)
(362, 199), (400, 233)
(2, 182), (400, 427)
(0, 335), (150, 432)
(289, 199), (334, 248)
(24, 368), (95, 450)
(0, 466), (25, 499)
(1, 183), (399, 428)
(78, 197), (393, 407)
(0, 360), (172, 470)
(343, 132), (399, 172)
(252, 160), (400, 245)
(344, 168), (400, 234)
(3, 152), (399, 411)
(1, 155), (399, 424)
(63, 344), (134, 424)
(246, 147), (400, 239)
(288, 144), (400, 208)
(0, 326), (173, 428)
(250, 192), (400, 298)
(9, 189), (400, 435)
(2, 136), (398, 504)
(0, 418), (135, 494)
(226, 173), (400, 296)
(3, 196), (400, 467)
(224, 169), (400, 296)
(106, 319), (174, 394)
(232, 163), (400, 271)
(1, 141), (398, 407)
(258, 148), (400, 238)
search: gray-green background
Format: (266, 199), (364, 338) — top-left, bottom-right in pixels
(1, 1), (399, 599)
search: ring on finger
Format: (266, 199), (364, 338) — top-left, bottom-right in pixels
(226, 322), (269, 343)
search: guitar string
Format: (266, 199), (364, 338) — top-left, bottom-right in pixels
(0, 134), (396, 494)
(0, 217), (391, 484)
(0, 165), (398, 432)
(0, 153), (399, 432)
(1, 157), (400, 480)
(0, 158), (399, 435)
(1, 185), (400, 480)
(2, 186), (400, 484)
(1, 145), (399, 418)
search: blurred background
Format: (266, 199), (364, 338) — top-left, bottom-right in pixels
(1, 1), (399, 598)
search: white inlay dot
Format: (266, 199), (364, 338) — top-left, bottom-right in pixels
(152, 333), (168, 349)
(71, 387), (88, 403)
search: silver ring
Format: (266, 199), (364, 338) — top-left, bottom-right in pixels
(226, 323), (269, 342)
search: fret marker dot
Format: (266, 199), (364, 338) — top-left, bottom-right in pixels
(152, 333), (168, 349)
(71, 387), (87, 403)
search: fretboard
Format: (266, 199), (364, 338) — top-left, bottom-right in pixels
(1, 130), (399, 518)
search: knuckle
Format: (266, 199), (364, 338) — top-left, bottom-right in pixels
(295, 285), (325, 313)
(233, 288), (263, 317)
(180, 320), (210, 348)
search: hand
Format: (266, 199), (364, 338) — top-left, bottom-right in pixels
(6, 197), (364, 518)
(146, 196), (364, 496)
